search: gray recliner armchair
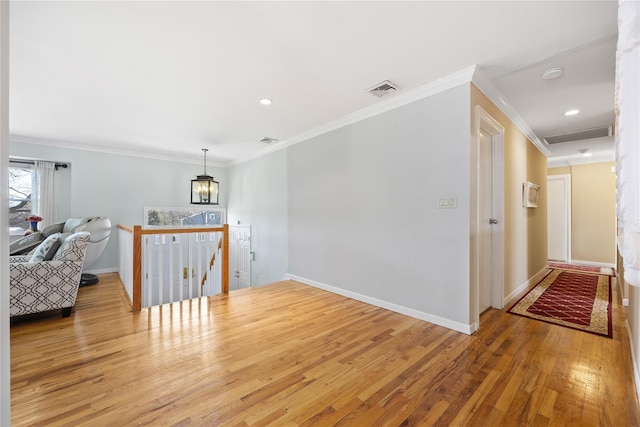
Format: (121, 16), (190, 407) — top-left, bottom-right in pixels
(10, 217), (111, 285)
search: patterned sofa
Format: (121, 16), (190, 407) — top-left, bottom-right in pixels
(9, 231), (90, 318)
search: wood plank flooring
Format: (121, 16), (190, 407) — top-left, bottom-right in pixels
(10, 273), (640, 426)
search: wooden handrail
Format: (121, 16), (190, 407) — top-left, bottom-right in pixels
(118, 225), (225, 235)
(121, 224), (229, 312)
(139, 226), (225, 235)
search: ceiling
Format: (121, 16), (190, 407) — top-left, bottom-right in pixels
(8, 1), (618, 167)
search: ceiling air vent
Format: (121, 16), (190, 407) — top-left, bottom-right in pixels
(544, 126), (613, 145)
(367, 80), (399, 97)
(260, 137), (278, 144)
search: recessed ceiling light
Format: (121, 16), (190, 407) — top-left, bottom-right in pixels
(259, 98), (272, 105)
(579, 149), (592, 157)
(542, 67), (563, 80)
(564, 109), (580, 116)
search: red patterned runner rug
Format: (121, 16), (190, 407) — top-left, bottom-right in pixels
(548, 262), (615, 277)
(508, 269), (612, 337)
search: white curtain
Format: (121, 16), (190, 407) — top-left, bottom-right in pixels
(32, 160), (56, 228)
(616, 0), (640, 285)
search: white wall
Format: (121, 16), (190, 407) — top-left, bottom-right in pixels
(1, 1), (10, 423)
(287, 85), (472, 328)
(227, 149), (288, 286)
(10, 141), (228, 272)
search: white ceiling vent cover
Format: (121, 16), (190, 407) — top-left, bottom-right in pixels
(544, 126), (613, 145)
(260, 137), (278, 144)
(367, 80), (399, 97)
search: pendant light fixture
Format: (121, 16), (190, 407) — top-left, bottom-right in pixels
(190, 148), (219, 205)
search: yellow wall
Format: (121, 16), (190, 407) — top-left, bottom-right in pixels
(470, 84), (548, 305)
(548, 162), (616, 264)
(526, 142), (548, 273)
(548, 166), (570, 175)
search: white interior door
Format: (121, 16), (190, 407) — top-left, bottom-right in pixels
(478, 131), (493, 313)
(229, 225), (251, 290)
(547, 174), (571, 262)
(474, 105), (505, 329)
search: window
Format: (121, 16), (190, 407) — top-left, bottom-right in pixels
(9, 163), (34, 229)
(144, 207), (226, 227)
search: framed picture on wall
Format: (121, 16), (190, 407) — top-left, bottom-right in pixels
(523, 182), (540, 208)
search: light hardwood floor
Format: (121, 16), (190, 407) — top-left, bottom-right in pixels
(10, 273), (640, 426)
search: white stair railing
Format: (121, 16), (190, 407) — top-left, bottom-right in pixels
(118, 224), (229, 311)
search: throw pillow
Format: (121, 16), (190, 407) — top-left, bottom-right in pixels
(43, 236), (62, 261)
(29, 233), (61, 263)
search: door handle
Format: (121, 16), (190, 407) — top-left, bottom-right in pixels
(489, 218), (499, 225)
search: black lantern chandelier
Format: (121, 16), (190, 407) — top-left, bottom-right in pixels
(190, 148), (219, 205)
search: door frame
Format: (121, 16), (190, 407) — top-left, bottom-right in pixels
(472, 105), (505, 330)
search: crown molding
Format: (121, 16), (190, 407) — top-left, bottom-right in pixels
(228, 65), (478, 167)
(9, 134), (227, 168)
(471, 68), (550, 157)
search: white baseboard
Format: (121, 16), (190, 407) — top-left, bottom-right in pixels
(85, 267), (118, 275)
(283, 273), (474, 335)
(569, 259), (616, 268)
(469, 322), (478, 334)
(503, 266), (549, 307)
(625, 319), (640, 405)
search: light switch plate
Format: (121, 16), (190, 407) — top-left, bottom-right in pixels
(438, 196), (457, 209)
